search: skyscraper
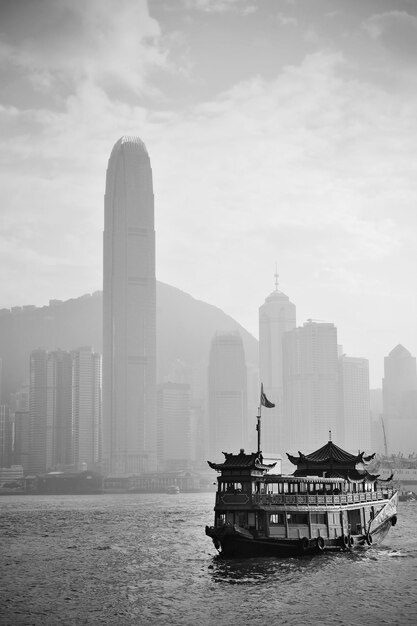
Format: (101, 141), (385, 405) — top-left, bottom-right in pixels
(29, 349), (48, 474)
(382, 344), (417, 454)
(338, 355), (371, 453)
(157, 382), (191, 470)
(103, 136), (157, 475)
(72, 347), (101, 470)
(259, 273), (296, 454)
(283, 321), (339, 457)
(208, 332), (248, 460)
(46, 350), (73, 469)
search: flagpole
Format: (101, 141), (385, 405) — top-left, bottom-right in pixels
(257, 386), (262, 454)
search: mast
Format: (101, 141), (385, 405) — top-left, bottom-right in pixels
(257, 401), (262, 454)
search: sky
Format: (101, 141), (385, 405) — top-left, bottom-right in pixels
(0, 0), (416, 386)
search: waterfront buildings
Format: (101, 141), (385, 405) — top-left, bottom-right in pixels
(208, 332), (248, 461)
(282, 321), (339, 457)
(259, 275), (296, 455)
(28, 347), (101, 473)
(103, 136), (157, 475)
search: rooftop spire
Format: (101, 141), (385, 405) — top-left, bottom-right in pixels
(274, 263), (279, 291)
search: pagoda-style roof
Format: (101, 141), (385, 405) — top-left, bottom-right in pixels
(287, 440), (376, 480)
(287, 441), (375, 467)
(208, 450), (276, 473)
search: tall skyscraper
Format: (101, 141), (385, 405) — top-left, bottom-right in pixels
(208, 332), (248, 460)
(157, 382), (191, 470)
(46, 350), (73, 469)
(72, 347), (101, 470)
(29, 349), (48, 474)
(103, 136), (157, 475)
(382, 344), (417, 454)
(338, 355), (371, 453)
(283, 321), (339, 457)
(259, 273), (296, 454)
(0, 405), (12, 468)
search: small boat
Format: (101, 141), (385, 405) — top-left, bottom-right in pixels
(166, 485), (180, 494)
(399, 490), (417, 502)
(205, 392), (398, 557)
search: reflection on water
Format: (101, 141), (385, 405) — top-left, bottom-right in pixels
(1, 494), (416, 626)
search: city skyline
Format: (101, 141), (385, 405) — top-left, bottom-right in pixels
(1, 0), (417, 389)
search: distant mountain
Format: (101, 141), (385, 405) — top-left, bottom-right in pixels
(0, 282), (258, 404)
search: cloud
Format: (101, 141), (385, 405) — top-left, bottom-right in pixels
(363, 10), (417, 61)
(0, 0), (166, 97)
(181, 0), (257, 14)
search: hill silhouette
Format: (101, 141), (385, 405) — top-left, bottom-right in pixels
(0, 282), (258, 404)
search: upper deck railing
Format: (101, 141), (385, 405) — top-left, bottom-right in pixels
(215, 489), (394, 507)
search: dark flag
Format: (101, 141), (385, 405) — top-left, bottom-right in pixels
(260, 383), (275, 408)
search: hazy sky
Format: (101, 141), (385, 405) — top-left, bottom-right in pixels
(1, 0), (416, 386)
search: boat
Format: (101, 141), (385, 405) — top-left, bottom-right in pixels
(166, 484), (180, 494)
(398, 489), (417, 502)
(205, 393), (398, 557)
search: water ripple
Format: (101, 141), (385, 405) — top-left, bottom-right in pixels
(1, 494), (416, 625)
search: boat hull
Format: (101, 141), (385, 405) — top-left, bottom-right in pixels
(206, 510), (397, 558)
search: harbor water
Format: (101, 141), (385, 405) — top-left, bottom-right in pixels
(1, 493), (416, 625)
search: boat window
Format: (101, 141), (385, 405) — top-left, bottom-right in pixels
(287, 513), (308, 525)
(327, 512), (340, 525)
(299, 483), (307, 493)
(269, 513), (285, 525)
(282, 482), (289, 494)
(311, 513), (326, 525)
(216, 514), (226, 527)
(268, 483), (279, 494)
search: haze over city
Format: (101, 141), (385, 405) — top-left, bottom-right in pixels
(1, 0), (416, 387)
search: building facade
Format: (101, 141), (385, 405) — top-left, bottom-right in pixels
(29, 349), (48, 474)
(46, 350), (73, 470)
(103, 136), (157, 475)
(282, 321), (339, 459)
(208, 332), (248, 461)
(338, 355), (371, 453)
(382, 344), (417, 455)
(72, 347), (101, 471)
(157, 382), (191, 470)
(259, 278), (296, 455)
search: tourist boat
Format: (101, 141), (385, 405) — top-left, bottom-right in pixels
(205, 394), (398, 557)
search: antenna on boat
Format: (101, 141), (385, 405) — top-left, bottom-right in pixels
(274, 263), (279, 291)
(329, 430), (332, 442)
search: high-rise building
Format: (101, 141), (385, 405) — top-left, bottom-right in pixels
(338, 355), (371, 453)
(157, 382), (191, 470)
(29, 349), (48, 474)
(259, 274), (296, 454)
(72, 347), (101, 470)
(382, 344), (417, 454)
(0, 405), (12, 468)
(46, 350), (73, 469)
(13, 410), (30, 473)
(103, 136), (157, 475)
(282, 321), (339, 458)
(208, 332), (248, 461)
